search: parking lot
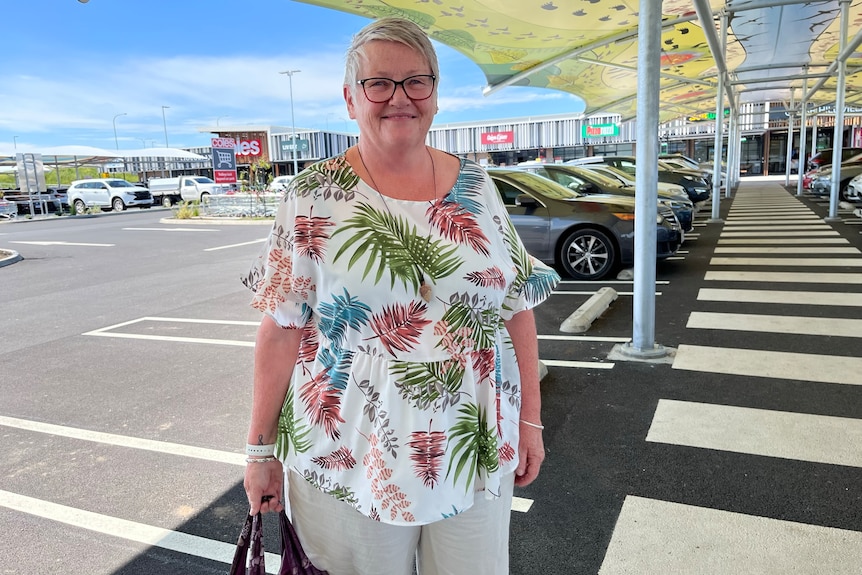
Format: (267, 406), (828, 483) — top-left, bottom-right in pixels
(1, 180), (861, 574)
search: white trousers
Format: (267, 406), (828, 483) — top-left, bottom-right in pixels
(288, 470), (515, 575)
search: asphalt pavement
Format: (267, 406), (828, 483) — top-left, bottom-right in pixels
(0, 179), (860, 575)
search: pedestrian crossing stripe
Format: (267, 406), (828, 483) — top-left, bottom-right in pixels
(697, 288), (862, 306)
(646, 399), (862, 467)
(598, 496), (862, 575)
(713, 246), (859, 254)
(687, 311), (862, 338)
(709, 257), (862, 266)
(704, 271), (862, 283)
(672, 344), (862, 387)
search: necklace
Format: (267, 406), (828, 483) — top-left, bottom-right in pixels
(355, 145), (437, 303)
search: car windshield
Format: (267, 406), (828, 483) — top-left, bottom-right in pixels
(107, 180), (135, 187)
(506, 172), (579, 200)
(564, 167), (621, 188)
(193, 177), (215, 184)
(591, 165), (632, 184)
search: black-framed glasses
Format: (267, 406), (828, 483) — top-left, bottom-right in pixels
(356, 75), (437, 103)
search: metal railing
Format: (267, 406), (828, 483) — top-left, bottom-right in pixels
(198, 192), (281, 218)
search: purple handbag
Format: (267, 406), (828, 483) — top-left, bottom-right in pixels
(229, 510), (328, 575)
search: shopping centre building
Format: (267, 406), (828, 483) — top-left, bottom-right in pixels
(183, 101), (862, 182)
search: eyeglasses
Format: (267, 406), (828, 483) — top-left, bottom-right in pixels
(356, 75), (437, 103)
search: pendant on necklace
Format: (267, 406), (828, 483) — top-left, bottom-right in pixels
(419, 279), (433, 303)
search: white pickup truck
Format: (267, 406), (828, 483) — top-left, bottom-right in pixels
(146, 176), (231, 207)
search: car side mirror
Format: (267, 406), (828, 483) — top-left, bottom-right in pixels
(515, 194), (538, 207)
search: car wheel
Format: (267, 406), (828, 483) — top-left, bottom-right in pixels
(162, 196), (173, 208)
(73, 199), (87, 215)
(559, 228), (617, 280)
(200, 192), (209, 203)
(112, 197), (125, 212)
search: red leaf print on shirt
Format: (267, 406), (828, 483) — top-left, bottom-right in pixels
(368, 301), (431, 356)
(311, 446), (357, 471)
(407, 427), (447, 488)
(463, 266), (507, 289)
(294, 211), (334, 263)
(427, 200), (490, 256)
(300, 372), (345, 440)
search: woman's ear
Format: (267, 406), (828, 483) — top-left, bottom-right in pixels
(344, 85), (356, 119)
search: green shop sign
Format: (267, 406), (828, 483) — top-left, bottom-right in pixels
(582, 123), (620, 138)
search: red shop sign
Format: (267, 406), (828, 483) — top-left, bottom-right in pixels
(481, 131), (514, 145)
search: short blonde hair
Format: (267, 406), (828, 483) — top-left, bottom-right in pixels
(344, 17), (440, 95)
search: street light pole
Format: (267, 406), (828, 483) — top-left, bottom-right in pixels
(13, 136), (17, 150)
(112, 113), (127, 150)
(279, 70), (301, 175)
(161, 106), (170, 148)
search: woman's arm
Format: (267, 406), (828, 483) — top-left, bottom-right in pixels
(244, 314), (304, 514)
(504, 308), (546, 487)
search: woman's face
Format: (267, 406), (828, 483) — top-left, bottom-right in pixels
(345, 40), (437, 151)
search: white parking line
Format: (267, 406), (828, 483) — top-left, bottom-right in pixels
(9, 241), (114, 247)
(205, 238), (268, 251)
(0, 491), (271, 572)
(122, 227), (219, 232)
(0, 415), (534, 515)
(543, 359), (614, 369)
(82, 316), (257, 347)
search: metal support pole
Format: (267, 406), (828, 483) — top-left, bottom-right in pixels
(280, 70), (301, 176)
(797, 73), (810, 197)
(828, 0), (850, 220)
(617, 0), (665, 359)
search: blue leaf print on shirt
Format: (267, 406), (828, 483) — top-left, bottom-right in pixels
(318, 288), (372, 346)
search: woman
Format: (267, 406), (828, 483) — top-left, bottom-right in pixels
(241, 17), (559, 575)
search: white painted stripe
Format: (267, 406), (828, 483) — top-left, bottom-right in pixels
(698, 288), (862, 306)
(0, 418), (534, 514)
(687, 311), (862, 338)
(0, 490), (281, 572)
(598, 496), (862, 575)
(710, 256), (862, 266)
(542, 359), (615, 369)
(672, 344), (862, 386)
(704, 270), (862, 284)
(0, 415), (246, 465)
(122, 227), (219, 232)
(83, 331), (255, 347)
(204, 238), (268, 251)
(720, 231), (840, 237)
(10, 241), (114, 247)
(511, 497), (533, 513)
(140, 316), (260, 326)
(538, 335), (630, 342)
(557, 280), (670, 285)
(721, 225), (832, 231)
(714, 246), (859, 254)
(552, 291), (661, 296)
(646, 399), (862, 467)
(717, 238), (849, 244)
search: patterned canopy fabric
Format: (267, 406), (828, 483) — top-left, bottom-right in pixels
(297, 0), (862, 122)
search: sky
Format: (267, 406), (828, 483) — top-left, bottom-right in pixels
(0, 0), (587, 155)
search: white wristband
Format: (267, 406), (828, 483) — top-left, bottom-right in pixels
(520, 419), (545, 430)
(246, 443), (276, 456)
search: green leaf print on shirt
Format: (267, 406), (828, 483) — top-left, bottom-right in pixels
(276, 389), (313, 459)
(332, 203), (463, 292)
(446, 402), (500, 491)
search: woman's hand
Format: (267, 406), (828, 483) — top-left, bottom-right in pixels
(515, 423), (545, 487)
(244, 460), (285, 514)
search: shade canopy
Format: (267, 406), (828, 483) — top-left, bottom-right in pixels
(0, 146), (207, 167)
(298, 0), (862, 122)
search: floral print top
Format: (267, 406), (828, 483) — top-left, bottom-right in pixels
(243, 154), (559, 525)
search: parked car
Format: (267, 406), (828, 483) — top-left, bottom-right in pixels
(2, 189), (63, 215)
(514, 162), (694, 232)
(806, 147), (862, 172)
(659, 153), (726, 187)
(808, 158), (862, 202)
(46, 185), (69, 209)
(0, 197), (17, 218)
(267, 175), (294, 193)
(67, 178), (153, 214)
(486, 168), (683, 280)
(566, 155), (711, 203)
(845, 173), (862, 202)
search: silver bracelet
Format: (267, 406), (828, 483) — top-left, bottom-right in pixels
(245, 456), (278, 464)
(246, 443), (276, 456)
(520, 419), (545, 430)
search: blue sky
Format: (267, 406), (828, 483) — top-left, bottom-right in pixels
(0, 0), (586, 154)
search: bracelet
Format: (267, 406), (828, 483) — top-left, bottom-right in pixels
(520, 419), (545, 430)
(245, 456), (278, 464)
(246, 443), (276, 456)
